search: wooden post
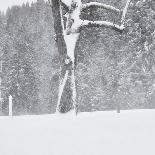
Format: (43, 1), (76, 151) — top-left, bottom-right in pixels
(117, 102), (120, 113)
(9, 95), (13, 117)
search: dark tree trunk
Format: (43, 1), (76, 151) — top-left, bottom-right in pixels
(51, 0), (75, 113)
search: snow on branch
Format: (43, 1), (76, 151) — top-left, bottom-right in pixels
(121, 0), (131, 26)
(61, 0), (72, 8)
(56, 70), (69, 113)
(60, 0), (71, 11)
(81, 20), (125, 31)
(60, 2), (65, 31)
(82, 2), (120, 13)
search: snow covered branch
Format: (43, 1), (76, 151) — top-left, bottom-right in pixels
(82, 2), (120, 13)
(80, 0), (131, 32)
(81, 20), (125, 31)
(121, 0), (131, 26)
(61, 0), (72, 8)
(56, 70), (69, 112)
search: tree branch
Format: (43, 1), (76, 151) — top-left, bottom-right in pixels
(81, 20), (125, 32)
(59, 1), (65, 31)
(60, 0), (71, 8)
(50, 0), (67, 55)
(82, 2), (120, 13)
(121, 0), (131, 26)
(56, 70), (69, 113)
(59, 0), (70, 11)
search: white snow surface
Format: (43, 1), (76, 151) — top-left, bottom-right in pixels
(0, 109), (155, 155)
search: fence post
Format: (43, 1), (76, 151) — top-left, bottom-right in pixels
(9, 95), (13, 117)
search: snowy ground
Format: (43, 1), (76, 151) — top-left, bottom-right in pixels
(0, 109), (155, 155)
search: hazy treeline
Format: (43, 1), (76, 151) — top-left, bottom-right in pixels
(0, 0), (59, 115)
(77, 0), (155, 112)
(0, 0), (155, 115)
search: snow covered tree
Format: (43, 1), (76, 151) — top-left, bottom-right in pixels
(49, 0), (131, 114)
(1, 1), (59, 115)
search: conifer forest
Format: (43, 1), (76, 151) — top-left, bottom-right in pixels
(0, 0), (155, 115)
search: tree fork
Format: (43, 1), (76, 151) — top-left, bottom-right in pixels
(50, 0), (131, 114)
(50, 0), (80, 114)
(51, 0), (71, 113)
